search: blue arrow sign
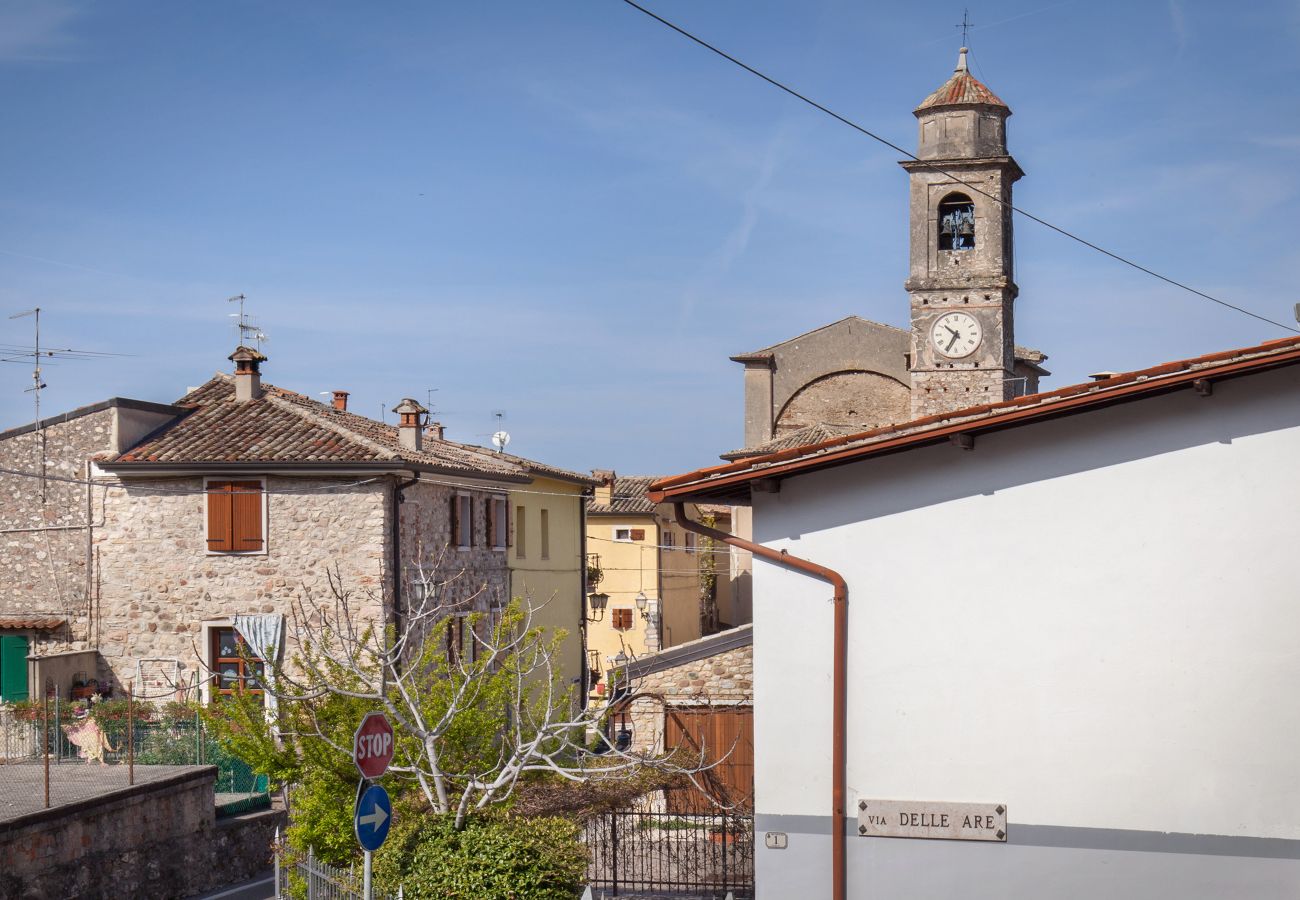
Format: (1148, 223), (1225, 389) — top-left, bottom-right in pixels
(354, 784), (392, 852)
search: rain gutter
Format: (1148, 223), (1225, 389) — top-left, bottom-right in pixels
(671, 502), (849, 900)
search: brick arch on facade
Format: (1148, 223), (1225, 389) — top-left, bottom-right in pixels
(774, 369), (910, 437)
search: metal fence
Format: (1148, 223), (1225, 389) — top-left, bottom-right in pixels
(0, 689), (269, 817)
(274, 842), (403, 900)
(584, 811), (754, 899)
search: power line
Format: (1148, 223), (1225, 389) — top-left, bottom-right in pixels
(618, 0), (1300, 336)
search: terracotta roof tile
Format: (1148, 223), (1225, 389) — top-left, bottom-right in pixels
(0, 616), (65, 630)
(112, 375), (535, 480)
(588, 475), (661, 515)
(916, 49), (1007, 112)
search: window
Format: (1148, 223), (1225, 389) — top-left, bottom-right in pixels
(451, 494), (473, 550)
(938, 193), (976, 251)
(445, 614), (476, 664)
(487, 496), (508, 551)
(210, 627), (264, 699)
(540, 509), (550, 560)
(613, 527), (646, 543)
(685, 533), (697, 554)
(663, 532), (675, 550)
(206, 480), (264, 553)
(612, 608), (633, 631)
(515, 505), (526, 558)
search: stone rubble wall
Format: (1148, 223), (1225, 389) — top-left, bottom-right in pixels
(0, 408), (116, 657)
(0, 766), (284, 899)
(92, 475), (391, 693)
(622, 639), (753, 756)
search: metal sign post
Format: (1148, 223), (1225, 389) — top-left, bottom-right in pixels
(353, 712), (395, 899)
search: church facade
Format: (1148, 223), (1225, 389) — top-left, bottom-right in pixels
(730, 48), (1048, 459)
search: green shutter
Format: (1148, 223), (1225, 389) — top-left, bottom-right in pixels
(0, 635), (30, 702)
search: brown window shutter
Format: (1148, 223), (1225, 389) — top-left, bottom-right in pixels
(450, 495), (460, 548)
(207, 482), (234, 551)
(231, 481), (263, 550)
(468, 498), (475, 548)
(485, 500), (495, 549)
(630, 529), (646, 541)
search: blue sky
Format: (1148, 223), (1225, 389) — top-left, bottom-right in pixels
(2, 1), (1299, 474)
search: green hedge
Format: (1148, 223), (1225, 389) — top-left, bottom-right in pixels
(374, 813), (587, 900)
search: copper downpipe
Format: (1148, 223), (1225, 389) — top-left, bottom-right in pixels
(672, 502), (849, 900)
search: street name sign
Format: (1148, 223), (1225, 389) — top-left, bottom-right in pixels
(354, 783), (392, 852)
(353, 712), (394, 779)
(857, 799), (1007, 842)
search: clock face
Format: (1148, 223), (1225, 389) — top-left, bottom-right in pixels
(931, 312), (982, 359)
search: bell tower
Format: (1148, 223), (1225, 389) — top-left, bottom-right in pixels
(903, 48), (1023, 419)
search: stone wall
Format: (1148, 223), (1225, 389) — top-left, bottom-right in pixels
(0, 766), (282, 899)
(92, 475), (391, 692)
(774, 370), (911, 437)
(398, 480), (509, 612)
(0, 407), (113, 657)
(619, 627), (753, 756)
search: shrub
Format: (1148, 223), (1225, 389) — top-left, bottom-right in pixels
(373, 813), (587, 900)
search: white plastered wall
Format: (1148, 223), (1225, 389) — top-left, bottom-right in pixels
(752, 367), (1300, 839)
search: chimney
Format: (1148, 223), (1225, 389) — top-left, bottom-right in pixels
(426, 421), (444, 441)
(331, 391), (349, 411)
(592, 469), (615, 507)
(392, 398), (428, 451)
(229, 346), (267, 402)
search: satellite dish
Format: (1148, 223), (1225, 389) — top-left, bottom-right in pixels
(491, 430), (511, 452)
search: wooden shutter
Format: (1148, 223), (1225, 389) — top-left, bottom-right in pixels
(466, 497), (475, 547)
(207, 482), (234, 551)
(231, 481), (263, 550)
(485, 499), (495, 549)
(450, 495), (461, 548)
(0, 634), (30, 702)
(630, 529), (646, 541)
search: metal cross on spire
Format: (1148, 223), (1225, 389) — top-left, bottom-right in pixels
(956, 8), (974, 46)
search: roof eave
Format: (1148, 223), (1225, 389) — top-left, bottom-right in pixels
(649, 342), (1300, 504)
(98, 459), (532, 483)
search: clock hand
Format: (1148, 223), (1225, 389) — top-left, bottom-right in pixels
(946, 332), (959, 352)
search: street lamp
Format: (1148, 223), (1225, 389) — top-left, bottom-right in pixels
(586, 591), (609, 623)
(634, 591), (651, 622)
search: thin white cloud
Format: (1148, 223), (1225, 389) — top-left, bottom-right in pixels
(0, 0), (84, 63)
(1168, 0), (1188, 54)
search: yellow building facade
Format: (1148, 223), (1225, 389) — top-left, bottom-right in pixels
(583, 472), (735, 698)
(505, 469), (594, 702)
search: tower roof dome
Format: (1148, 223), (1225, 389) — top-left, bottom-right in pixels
(915, 48), (1008, 113)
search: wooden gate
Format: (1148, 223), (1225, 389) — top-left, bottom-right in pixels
(664, 706), (753, 814)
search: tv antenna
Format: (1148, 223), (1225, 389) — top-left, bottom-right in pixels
(490, 410), (510, 453)
(226, 294), (269, 350)
(426, 388), (439, 417)
(2, 307), (127, 500)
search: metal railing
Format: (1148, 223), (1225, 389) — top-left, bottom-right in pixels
(0, 688), (269, 817)
(274, 836), (402, 900)
(584, 811), (754, 898)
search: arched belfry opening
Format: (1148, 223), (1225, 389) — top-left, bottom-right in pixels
(938, 193), (975, 251)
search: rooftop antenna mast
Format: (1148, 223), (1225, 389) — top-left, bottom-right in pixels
(490, 410), (510, 454)
(226, 293), (269, 351)
(2, 308), (124, 501)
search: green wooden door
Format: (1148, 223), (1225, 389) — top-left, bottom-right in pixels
(0, 634), (30, 702)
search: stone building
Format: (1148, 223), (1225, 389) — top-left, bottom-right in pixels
(0, 346), (592, 703)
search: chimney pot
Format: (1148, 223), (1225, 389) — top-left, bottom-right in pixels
(592, 469), (615, 507)
(331, 391), (349, 411)
(427, 421), (445, 441)
(392, 397), (428, 452)
(228, 345), (266, 402)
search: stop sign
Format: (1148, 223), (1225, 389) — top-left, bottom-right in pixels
(353, 712), (394, 779)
